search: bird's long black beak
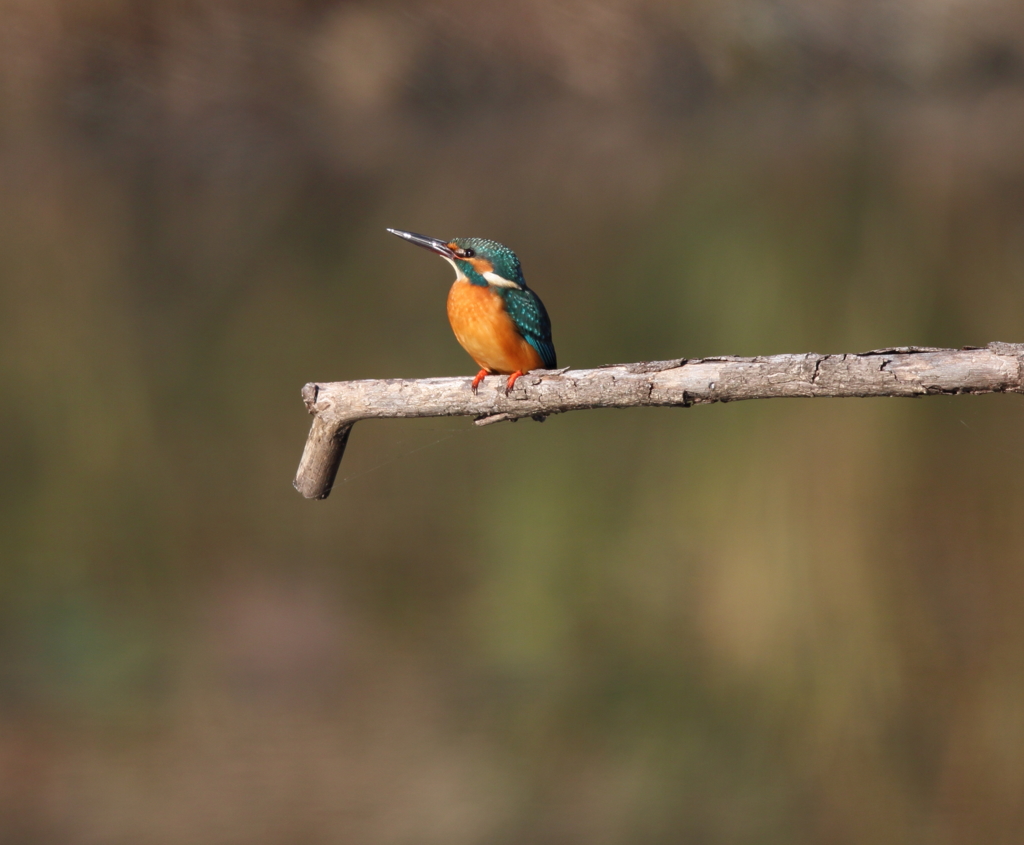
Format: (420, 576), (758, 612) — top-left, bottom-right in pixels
(387, 228), (457, 259)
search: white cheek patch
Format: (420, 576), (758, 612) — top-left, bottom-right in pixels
(482, 271), (522, 289)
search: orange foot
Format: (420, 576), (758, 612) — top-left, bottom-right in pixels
(471, 369), (489, 394)
(504, 370), (525, 395)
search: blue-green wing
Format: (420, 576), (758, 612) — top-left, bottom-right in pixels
(501, 287), (557, 369)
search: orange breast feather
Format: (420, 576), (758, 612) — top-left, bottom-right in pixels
(446, 280), (543, 375)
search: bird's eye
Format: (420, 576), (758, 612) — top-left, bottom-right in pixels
(457, 248), (475, 259)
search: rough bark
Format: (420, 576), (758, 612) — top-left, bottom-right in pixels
(294, 342), (1024, 499)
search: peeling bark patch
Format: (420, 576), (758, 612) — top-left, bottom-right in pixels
(878, 358), (900, 382)
(811, 357), (824, 384)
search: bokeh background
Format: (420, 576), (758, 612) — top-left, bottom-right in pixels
(3, 1), (1024, 842)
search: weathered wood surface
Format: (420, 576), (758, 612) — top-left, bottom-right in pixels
(294, 342), (1024, 499)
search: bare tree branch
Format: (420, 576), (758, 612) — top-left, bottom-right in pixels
(294, 342), (1024, 499)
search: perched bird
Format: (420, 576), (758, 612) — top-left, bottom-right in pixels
(387, 229), (556, 393)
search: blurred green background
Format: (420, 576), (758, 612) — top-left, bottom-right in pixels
(3, 1), (1024, 842)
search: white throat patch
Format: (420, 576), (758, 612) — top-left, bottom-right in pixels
(443, 256), (464, 278)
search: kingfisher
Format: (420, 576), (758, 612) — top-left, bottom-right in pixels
(387, 229), (557, 393)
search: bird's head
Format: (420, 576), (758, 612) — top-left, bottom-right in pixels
(387, 229), (526, 289)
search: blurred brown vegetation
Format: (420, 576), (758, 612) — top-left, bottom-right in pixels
(3, 1), (1024, 843)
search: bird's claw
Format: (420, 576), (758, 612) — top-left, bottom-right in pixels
(504, 371), (525, 395)
(471, 369), (488, 394)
